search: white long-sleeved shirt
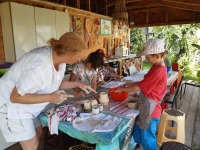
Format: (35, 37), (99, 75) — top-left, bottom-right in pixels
(0, 46), (66, 119)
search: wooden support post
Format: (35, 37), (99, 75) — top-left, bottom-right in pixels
(104, 0), (108, 16)
(75, 0), (80, 9)
(118, 60), (122, 76)
(86, 0), (91, 11)
(63, 0), (67, 5)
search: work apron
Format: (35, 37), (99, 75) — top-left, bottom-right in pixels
(135, 91), (161, 130)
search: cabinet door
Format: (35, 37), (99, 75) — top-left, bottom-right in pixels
(35, 7), (56, 47)
(10, 2), (37, 61)
(55, 10), (70, 39)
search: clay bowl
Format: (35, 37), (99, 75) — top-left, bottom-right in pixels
(127, 97), (138, 109)
(109, 87), (130, 101)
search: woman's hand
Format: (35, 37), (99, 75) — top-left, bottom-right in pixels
(50, 90), (74, 104)
(78, 82), (97, 94)
(77, 90), (85, 97)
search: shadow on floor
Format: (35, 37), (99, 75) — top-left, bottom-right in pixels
(5, 127), (96, 150)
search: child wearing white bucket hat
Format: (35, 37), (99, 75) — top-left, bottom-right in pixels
(116, 39), (168, 150)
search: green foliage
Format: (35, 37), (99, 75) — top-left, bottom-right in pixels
(192, 44), (200, 49)
(129, 24), (200, 81)
(142, 61), (152, 70)
(151, 24), (200, 81)
(191, 44), (200, 71)
(130, 28), (145, 54)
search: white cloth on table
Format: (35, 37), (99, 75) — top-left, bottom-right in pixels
(72, 113), (122, 132)
(46, 104), (76, 135)
(47, 113), (60, 135)
(123, 70), (149, 82)
(101, 81), (126, 88)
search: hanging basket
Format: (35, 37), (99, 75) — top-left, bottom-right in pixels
(112, 0), (129, 25)
(112, 12), (128, 25)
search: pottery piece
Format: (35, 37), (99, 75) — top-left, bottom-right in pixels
(127, 97), (138, 109)
(92, 105), (99, 115)
(99, 92), (109, 105)
(83, 100), (91, 110)
(98, 104), (103, 111)
(90, 98), (98, 106)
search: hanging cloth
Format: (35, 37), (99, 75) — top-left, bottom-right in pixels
(84, 18), (93, 42)
(73, 16), (82, 34)
(93, 18), (100, 41)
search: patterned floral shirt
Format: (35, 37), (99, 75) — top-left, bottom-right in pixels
(72, 61), (97, 85)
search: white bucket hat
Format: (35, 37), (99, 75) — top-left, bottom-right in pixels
(137, 39), (167, 56)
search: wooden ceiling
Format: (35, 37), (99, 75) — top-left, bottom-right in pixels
(34, 0), (200, 27)
(1, 0), (199, 28)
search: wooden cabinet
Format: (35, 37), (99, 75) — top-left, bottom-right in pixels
(0, 2), (70, 62)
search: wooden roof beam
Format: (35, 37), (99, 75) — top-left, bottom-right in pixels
(127, 2), (161, 10)
(165, 8), (168, 23)
(146, 11), (149, 24)
(162, 1), (200, 12)
(130, 20), (200, 28)
(127, 1), (200, 12)
(129, 7), (164, 13)
(162, 0), (200, 6)
(106, 0), (142, 7)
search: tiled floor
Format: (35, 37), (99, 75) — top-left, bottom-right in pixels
(5, 83), (200, 150)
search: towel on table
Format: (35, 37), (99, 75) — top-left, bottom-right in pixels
(46, 104), (76, 134)
(110, 98), (139, 117)
(72, 113), (122, 133)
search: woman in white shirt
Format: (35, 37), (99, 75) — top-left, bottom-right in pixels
(0, 32), (94, 150)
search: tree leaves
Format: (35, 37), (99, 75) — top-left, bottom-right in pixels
(130, 28), (145, 54)
(192, 44), (200, 50)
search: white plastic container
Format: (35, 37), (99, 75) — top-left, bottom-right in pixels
(115, 45), (128, 57)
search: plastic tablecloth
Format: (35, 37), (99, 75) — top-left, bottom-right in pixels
(39, 112), (134, 150)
